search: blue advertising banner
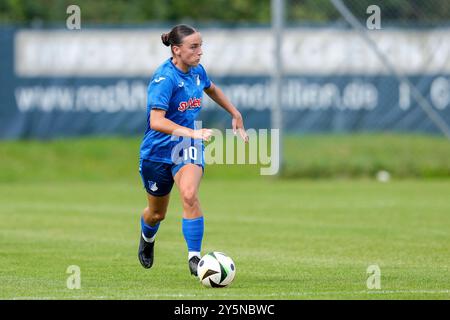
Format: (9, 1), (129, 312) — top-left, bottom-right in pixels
(1, 27), (450, 139)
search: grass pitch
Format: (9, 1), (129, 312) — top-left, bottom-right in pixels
(1, 178), (449, 299)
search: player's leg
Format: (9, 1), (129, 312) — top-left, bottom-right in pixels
(141, 192), (170, 237)
(138, 160), (174, 269)
(173, 163), (204, 276)
(138, 193), (170, 268)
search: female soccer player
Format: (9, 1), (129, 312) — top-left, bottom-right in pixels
(138, 24), (248, 276)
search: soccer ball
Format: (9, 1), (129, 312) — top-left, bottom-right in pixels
(197, 252), (236, 288)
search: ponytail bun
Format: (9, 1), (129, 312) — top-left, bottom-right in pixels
(161, 33), (171, 46)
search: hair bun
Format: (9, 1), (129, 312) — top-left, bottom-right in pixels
(161, 33), (171, 46)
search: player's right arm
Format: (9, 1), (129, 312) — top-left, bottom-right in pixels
(150, 109), (213, 141)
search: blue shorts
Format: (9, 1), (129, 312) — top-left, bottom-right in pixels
(139, 159), (204, 197)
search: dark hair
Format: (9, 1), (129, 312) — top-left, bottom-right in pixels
(161, 24), (197, 47)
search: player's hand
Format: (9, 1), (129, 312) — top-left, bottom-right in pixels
(192, 128), (214, 142)
(232, 112), (249, 143)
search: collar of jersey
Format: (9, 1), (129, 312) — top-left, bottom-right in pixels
(169, 58), (193, 77)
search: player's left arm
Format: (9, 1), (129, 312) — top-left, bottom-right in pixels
(204, 82), (249, 143)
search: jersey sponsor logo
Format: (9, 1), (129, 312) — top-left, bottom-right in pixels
(178, 98), (202, 112)
(153, 77), (165, 83)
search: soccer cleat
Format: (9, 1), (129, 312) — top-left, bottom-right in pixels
(188, 256), (201, 276)
(138, 234), (154, 269)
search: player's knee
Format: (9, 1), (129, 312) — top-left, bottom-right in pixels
(151, 211), (166, 223)
(181, 187), (198, 208)
(151, 207), (167, 222)
(144, 207), (166, 224)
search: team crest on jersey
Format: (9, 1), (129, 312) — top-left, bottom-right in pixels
(148, 181), (158, 192)
(178, 98), (202, 112)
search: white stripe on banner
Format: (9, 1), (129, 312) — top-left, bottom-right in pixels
(14, 28), (450, 77)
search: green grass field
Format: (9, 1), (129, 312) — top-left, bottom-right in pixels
(0, 135), (449, 299)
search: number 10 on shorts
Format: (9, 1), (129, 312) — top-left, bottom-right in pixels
(184, 146), (198, 161)
(170, 136), (203, 165)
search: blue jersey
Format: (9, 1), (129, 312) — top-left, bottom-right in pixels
(140, 58), (211, 164)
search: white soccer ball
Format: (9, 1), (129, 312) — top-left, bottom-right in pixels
(197, 252), (236, 288)
(376, 170), (391, 183)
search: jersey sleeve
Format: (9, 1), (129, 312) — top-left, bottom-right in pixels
(147, 74), (174, 111)
(199, 64), (211, 90)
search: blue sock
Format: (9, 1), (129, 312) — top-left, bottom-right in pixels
(182, 216), (204, 259)
(141, 216), (160, 242)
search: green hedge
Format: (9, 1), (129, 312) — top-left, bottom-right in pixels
(0, 134), (449, 182)
(282, 134), (450, 179)
(1, 0), (448, 24)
